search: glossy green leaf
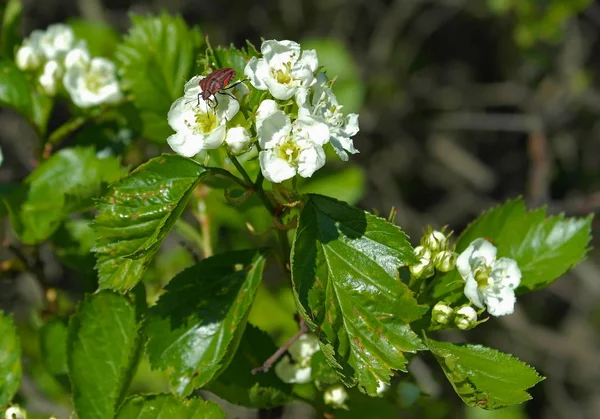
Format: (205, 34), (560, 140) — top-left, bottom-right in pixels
(93, 154), (207, 291)
(206, 324), (292, 408)
(3, 147), (125, 244)
(115, 13), (202, 143)
(425, 337), (543, 409)
(301, 38), (365, 113)
(0, 58), (52, 135)
(291, 194), (426, 395)
(40, 318), (68, 377)
(0, 311), (21, 406)
(1, 0), (22, 58)
(116, 394), (224, 419)
(299, 165), (366, 206)
(145, 249), (267, 396)
(67, 291), (143, 419)
(432, 198), (593, 303)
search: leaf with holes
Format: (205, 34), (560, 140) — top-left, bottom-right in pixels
(425, 337), (543, 409)
(145, 249), (267, 396)
(291, 194), (427, 396)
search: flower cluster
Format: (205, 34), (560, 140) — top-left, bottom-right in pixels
(166, 39), (360, 184)
(15, 24), (122, 108)
(410, 227), (457, 279)
(274, 333), (321, 384)
(457, 238), (521, 317)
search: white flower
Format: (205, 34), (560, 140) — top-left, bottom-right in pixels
(256, 100), (328, 183)
(274, 334), (321, 384)
(297, 72), (359, 161)
(166, 75), (240, 157)
(409, 245), (434, 279)
(64, 41), (91, 70)
(4, 405), (26, 419)
(454, 306), (478, 330)
(63, 57), (122, 108)
(244, 40), (318, 100)
(457, 238), (521, 317)
(15, 43), (41, 70)
(39, 60), (62, 95)
(225, 126), (252, 155)
(324, 385), (349, 408)
(30, 24), (75, 60)
(432, 301), (453, 325)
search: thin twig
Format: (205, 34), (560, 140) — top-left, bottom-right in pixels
(252, 318), (309, 375)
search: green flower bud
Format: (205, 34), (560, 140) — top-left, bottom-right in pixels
(454, 306), (478, 330)
(433, 250), (457, 272)
(432, 302), (453, 325)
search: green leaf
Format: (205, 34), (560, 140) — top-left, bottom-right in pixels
(3, 147), (126, 244)
(301, 38), (365, 113)
(425, 337), (544, 409)
(291, 194), (426, 395)
(0, 58), (52, 135)
(432, 198), (593, 303)
(299, 165), (366, 206)
(206, 324), (292, 409)
(0, 311), (21, 406)
(40, 318), (68, 377)
(93, 154), (207, 291)
(1, 0), (22, 58)
(68, 18), (121, 58)
(67, 291), (143, 419)
(145, 249), (267, 396)
(116, 394), (224, 419)
(52, 219), (98, 282)
(115, 13), (202, 143)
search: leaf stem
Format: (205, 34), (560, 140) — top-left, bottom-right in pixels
(251, 318), (308, 374)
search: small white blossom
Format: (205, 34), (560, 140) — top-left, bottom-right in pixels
(256, 100), (328, 183)
(274, 354), (313, 384)
(30, 24), (75, 60)
(288, 334), (320, 361)
(432, 301), (453, 325)
(244, 40), (318, 100)
(225, 126), (252, 155)
(64, 41), (91, 70)
(4, 405), (26, 419)
(454, 306), (478, 330)
(39, 60), (62, 95)
(324, 385), (349, 408)
(409, 245), (434, 279)
(457, 238), (521, 317)
(166, 75), (240, 157)
(15, 43), (41, 70)
(275, 334), (321, 384)
(63, 57), (122, 108)
(297, 72), (359, 161)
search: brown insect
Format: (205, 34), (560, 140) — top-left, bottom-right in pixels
(195, 67), (244, 109)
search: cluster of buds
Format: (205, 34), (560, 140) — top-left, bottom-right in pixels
(409, 227), (457, 280)
(431, 302), (479, 330)
(15, 24), (122, 107)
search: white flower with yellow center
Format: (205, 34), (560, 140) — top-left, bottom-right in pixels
(166, 75), (241, 157)
(63, 57), (122, 108)
(457, 238), (521, 317)
(29, 24), (75, 60)
(244, 40), (318, 100)
(256, 100), (328, 183)
(296, 72), (359, 161)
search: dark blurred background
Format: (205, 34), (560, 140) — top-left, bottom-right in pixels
(2, 0), (600, 418)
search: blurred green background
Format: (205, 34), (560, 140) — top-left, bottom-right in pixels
(1, 0), (600, 418)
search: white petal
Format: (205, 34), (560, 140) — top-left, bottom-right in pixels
(184, 75), (204, 93)
(288, 334), (320, 361)
(296, 115), (330, 146)
(457, 238), (497, 279)
(202, 125), (226, 149)
(262, 40), (301, 66)
(330, 132), (359, 161)
(290, 65), (315, 88)
(483, 287), (516, 317)
(167, 132), (206, 157)
(256, 99), (279, 125)
(263, 77), (296, 100)
(215, 92), (240, 122)
(257, 109), (291, 149)
(167, 96), (195, 132)
(39, 60), (62, 95)
(64, 41), (90, 69)
(343, 113), (360, 137)
(16, 44), (41, 70)
(274, 355), (312, 384)
(295, 87), (311, 109)
(492, 257), (521, 289)
(297, 142), (326, 178)
(259, 150), (296, 183)
(225, 126), (251, 154)
(299, 49), (319, 72)
(463, 275), (485, 309)
(244, 57), (268, 90)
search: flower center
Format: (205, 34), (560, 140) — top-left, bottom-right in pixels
(277, 138), (300, 164)
(473, 264), (492, 287)
(271, 63), (293, 85)
(84, 72), (109, 93)
(194, 111), (217, 134)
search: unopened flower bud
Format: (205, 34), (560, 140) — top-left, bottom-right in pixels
(39, 60), (62, 95)
(15, 44), (41, 71)
(410, 246), (434, 279)
(4, 405), (26, 419)
(225, 126), (252, 155)
(433, 250), (457, 272)
(421, 229), (448, 253)
(432, 302), (453, 325)
(454, 306), (477, 330)
(324, 384), (349, 408)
